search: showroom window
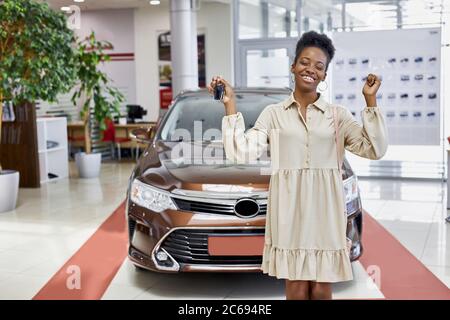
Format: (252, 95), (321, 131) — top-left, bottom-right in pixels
(233, 0), (449, 180)
(238, 0), (299, 39)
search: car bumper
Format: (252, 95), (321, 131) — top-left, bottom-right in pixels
(127, 202), (364, 273)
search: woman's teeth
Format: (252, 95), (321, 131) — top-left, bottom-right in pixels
(301, 75), (314, 83)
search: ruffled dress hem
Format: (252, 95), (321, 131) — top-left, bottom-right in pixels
(261, 243), (354, 283)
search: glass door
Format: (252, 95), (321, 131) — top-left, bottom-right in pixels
(237, 40), (297, 88)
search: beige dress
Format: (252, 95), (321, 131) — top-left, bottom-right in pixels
(221, 92), (388, 282)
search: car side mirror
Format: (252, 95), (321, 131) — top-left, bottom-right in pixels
(130, 127), (153, 143)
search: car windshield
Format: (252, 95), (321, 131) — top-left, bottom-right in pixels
(158, 92), (288, 141)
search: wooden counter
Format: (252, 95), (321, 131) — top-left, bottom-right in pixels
(67, 121), (156, 150)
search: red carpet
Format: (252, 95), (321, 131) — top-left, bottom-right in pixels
(359, 210), (450, 300)
(33, 201), (128, 300)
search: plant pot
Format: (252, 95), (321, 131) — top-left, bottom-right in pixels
(0, 170), (20, 213)
(75, 152), (102, 178)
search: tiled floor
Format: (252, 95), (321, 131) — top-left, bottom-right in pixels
(101, 258), (384, 300)
(0, 162), (448, 299)
(357, 178), (450, 289)
(0, 162), (134, 299)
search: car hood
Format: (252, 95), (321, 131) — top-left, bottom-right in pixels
(137, 140), (270, 193)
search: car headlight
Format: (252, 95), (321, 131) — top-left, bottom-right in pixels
(130, 179), (177, 212)
(343, 175), (360, 215)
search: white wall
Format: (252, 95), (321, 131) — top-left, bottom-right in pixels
(197, 2), (234, 88)
(134, 5), (170, 122)
(77, 9), (135, 53)
(38, 8), (137, 119)
(47, 3), (234, 122)
(134, 2), (233, 122)
(77, 9), (137, 108)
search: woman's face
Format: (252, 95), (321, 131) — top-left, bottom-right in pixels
(291, 46), (328, 92)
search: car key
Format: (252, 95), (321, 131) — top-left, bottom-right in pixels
(214, 83), (225, 100)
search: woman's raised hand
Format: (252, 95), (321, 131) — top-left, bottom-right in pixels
(362, 73), (381, 97)
(207, 76), (236, 113)
(362, 73), (381, 107)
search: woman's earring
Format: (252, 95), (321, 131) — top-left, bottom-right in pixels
(318, 80), (328, 92)
(290, 73), (295, 86)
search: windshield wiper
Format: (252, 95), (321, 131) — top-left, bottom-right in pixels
(159, 137), (184, 142)
(158, 138), (223, 143)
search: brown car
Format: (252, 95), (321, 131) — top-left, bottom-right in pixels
(126, 88), (363, 273)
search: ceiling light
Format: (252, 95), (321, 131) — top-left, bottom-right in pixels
(74, 0), (85, 3)
(150, 0), (160, 5)
(61, 6), (71, 11)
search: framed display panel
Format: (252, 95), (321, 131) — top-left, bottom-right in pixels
(331, 28), (444, 179)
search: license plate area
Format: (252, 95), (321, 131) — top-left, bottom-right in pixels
(207, 235), (264, 256)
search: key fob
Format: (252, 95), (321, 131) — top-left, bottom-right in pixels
(214, 83), (225, 100)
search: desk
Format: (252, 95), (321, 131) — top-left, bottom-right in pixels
(67, 121), (156, 151)
(67, 121), (86, 148)
(113, 123), (155, 149)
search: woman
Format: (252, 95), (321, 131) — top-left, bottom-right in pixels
(207, 31), (388, 300)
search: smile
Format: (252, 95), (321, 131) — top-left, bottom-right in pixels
(301, 75), (315, 83)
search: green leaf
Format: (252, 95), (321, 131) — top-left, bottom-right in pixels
(0, 0), (77, 104)
(70, 31), (123, 143)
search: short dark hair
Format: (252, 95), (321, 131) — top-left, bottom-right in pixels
(294, 31), (335, 71)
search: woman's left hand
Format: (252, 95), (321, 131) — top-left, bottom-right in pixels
(362, 73), (381, 97)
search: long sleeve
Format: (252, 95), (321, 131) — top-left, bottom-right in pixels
(221, 107), (272, 164)
(341, 106), (388, 160)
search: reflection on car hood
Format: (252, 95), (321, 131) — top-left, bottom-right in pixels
(137, 140), (271, 193)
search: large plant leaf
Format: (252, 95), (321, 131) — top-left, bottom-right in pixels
(0, 0), (77, 104)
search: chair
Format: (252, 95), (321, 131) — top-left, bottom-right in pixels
(101, 118), (116, 159)
(101, 118), (133, 161)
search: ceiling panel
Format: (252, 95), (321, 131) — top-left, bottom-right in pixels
(44, 0), (232, 11)
(45, 0), (167, 11)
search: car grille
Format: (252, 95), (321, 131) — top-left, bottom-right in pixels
(172, 198), (267, 216)
(161, 229), (264, 265)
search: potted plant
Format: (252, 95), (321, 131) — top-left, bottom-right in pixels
(0, 0), (76, 212)
(71, 32), (124, 178)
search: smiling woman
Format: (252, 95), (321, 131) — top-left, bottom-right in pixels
(290, 31), (335, 98)
(211, 30), (388, 301)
